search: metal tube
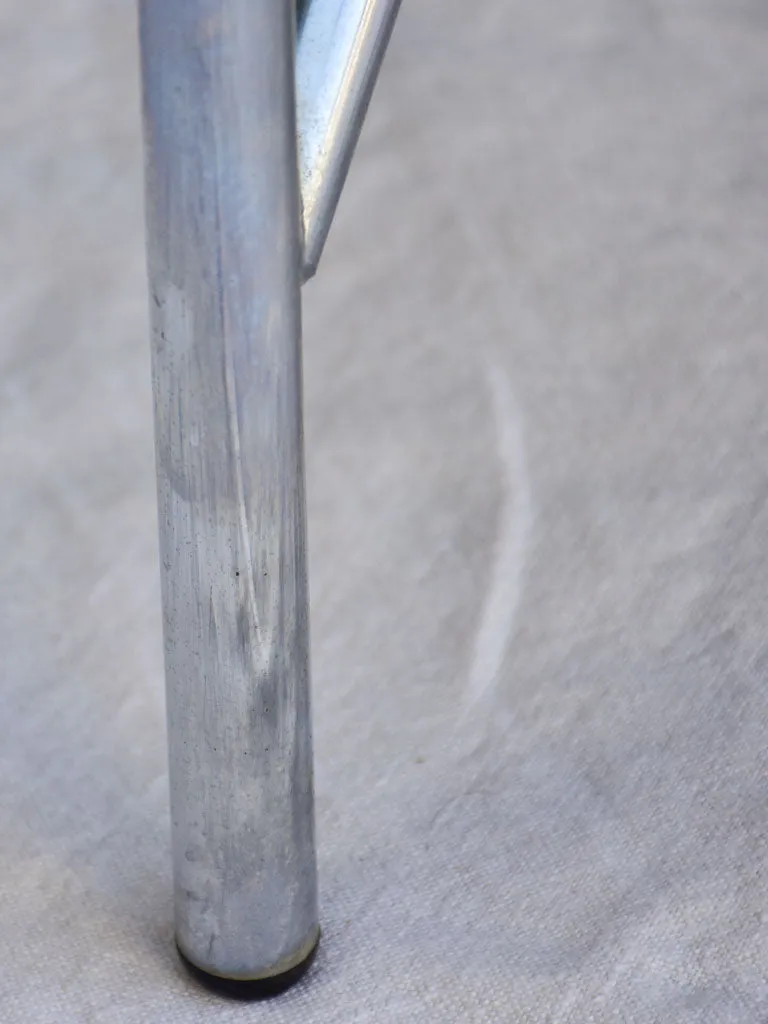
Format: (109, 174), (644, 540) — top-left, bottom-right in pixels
(139, 0), (318, 990)
(297, 0), (402, 278)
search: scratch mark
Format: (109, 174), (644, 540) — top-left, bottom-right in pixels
(211, 106), (272, 679)
(221, 312), (268, 673)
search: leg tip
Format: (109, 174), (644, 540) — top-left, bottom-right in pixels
(177, 930), (319, 1000)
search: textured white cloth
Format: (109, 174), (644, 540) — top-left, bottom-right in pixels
(3, 1), (768, 1020)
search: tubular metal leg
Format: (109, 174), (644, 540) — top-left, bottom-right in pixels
(139, 0), (399, 995)
(140, 0), (317, 989)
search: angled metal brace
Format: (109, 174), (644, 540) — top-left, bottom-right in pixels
(297, 0), (401, 278)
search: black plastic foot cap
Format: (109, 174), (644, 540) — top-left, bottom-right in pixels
(177, 931), (320, 1000)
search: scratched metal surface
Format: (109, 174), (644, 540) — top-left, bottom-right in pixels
(3, 1), (768, 1021)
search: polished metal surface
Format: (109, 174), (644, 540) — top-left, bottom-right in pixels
(297, 0), (402, 278)
(139, 0), (318, 981)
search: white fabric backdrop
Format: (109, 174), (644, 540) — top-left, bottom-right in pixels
(3, 1), (768, 1020)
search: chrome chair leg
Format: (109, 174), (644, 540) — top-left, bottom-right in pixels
(139, 0), (399, 994)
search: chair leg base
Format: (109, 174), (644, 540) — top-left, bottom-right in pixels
(176, 932), (319, 1000)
